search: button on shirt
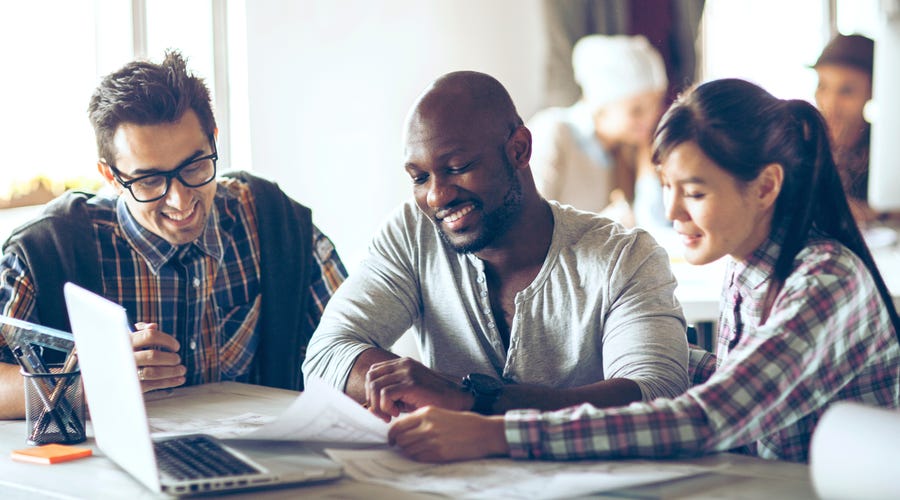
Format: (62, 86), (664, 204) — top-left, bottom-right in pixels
(505, 233), (900, 462)
(0, 179), (347, 385)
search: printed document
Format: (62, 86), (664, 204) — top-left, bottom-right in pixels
(149, 377), (389, 443)
(326, 448), (713, 499)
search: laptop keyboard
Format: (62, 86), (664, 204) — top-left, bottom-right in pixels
(155, 435), (263, 480)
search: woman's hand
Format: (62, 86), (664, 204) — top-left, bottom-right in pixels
(388, 406), (509, 462)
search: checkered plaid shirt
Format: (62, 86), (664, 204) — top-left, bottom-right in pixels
(0, 178), (346, 384)
(506, 234), (900, 462)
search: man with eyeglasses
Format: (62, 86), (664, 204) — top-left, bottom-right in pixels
(303, 71), (688, 422)
(0, 51), (347, 418)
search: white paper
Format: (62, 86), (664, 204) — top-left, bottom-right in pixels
(325, 448), (712, 499)
(148, 377), (388, 443)
(811, 402), (900, 500)
(150, 412), (276, 439)
(240, 376), (389, 443)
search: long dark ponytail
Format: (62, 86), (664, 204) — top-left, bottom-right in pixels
(653, 78), (900, 336)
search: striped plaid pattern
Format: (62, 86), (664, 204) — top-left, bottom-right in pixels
(0, 179), (347, 384)
(688, 346), (716, 385)
(506, 235), (900, 462)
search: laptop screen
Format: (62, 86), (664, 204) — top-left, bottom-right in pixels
(63, 282), (162, 491)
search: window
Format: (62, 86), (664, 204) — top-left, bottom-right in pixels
(700, 0), (825, 100)
(0, 1), (121, 204)
(700, 0), (881, 100)
(835, 0), (879, 37)
(0, 0), (248, 209)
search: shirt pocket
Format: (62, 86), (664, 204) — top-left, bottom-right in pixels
(217, 295), (261, 381)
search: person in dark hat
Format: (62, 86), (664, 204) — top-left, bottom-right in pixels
(813, 33), (876, 223)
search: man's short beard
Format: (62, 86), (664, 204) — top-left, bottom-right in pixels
(440, 163), (523, 254)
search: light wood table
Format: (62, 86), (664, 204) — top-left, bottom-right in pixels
(0, 382), (816, 499)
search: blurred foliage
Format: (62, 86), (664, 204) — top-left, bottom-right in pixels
(0, 175), (104, 209)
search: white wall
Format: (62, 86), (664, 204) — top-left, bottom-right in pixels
(243, 0), (545, 270)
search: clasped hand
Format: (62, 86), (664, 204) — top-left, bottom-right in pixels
(131, 322), (187, 393)
(364, 357), (473, 422)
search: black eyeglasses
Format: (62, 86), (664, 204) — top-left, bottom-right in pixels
(105, 143), (218, 203)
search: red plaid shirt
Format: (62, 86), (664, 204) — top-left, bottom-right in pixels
(1, 179), (346, 384)
(506, 234), (900, 462)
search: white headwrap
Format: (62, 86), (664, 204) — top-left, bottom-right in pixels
(572, 34), (668, 109)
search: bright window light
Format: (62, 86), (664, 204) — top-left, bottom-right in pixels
(701, 0), (825, 101)
(0, 1), (122, 196)
(0, 0), (247, 208)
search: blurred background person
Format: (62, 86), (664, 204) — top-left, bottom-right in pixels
(528, 34), (669, 229)
(538, 0), (703, 109)
(812, 33), (878, 224)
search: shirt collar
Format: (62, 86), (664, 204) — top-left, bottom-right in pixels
(116, 191), (226, 274)
(729, 225), (786, 292)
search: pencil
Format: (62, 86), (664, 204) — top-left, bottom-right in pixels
(48, 348), (78, 404)
(32, 349), (83, 442)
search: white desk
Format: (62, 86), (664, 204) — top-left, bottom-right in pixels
(0, 382), (816, 499)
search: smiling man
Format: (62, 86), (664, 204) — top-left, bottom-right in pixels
(0, 51), (346, 419)
(303, 71), (688, 421)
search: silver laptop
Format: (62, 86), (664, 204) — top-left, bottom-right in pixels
(63, 282), (343, 496)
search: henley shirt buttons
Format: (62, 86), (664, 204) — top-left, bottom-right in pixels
(189, 340), (197, 350)
(192, 277), (201, 288)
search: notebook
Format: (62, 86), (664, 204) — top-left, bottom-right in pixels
(63, 282), (343, 496)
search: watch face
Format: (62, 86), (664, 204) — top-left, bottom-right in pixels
(466, 373), (503, 396)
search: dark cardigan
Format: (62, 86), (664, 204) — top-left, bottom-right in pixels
(2, 172), (314, 390)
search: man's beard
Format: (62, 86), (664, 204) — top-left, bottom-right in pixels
(439, 165), (523, 254)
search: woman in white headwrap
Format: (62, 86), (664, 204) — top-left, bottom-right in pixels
(528, 34), (669, 228)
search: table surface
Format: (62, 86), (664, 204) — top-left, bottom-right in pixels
(0, 382), (817, 499)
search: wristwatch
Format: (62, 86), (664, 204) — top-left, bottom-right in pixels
(461, 373), (503, 415)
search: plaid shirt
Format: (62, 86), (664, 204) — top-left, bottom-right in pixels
(506, 233), (900, 462)
(0, 179), (347, 384)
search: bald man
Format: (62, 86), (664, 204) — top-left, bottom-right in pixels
(303, 71), (688, 421)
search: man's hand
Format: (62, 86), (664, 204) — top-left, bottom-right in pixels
(365, 357), (474, 422)
(131, 322), (187, 393)
(388, 406), (509, 462)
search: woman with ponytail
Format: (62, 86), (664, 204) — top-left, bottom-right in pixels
(386, 78), (900, 464)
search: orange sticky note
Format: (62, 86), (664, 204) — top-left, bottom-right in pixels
(11, 443), (92, 464)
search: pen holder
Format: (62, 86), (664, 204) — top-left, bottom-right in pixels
(21, 367), (86, 445)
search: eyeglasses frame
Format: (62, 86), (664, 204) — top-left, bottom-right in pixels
(104, 140), (218, 203)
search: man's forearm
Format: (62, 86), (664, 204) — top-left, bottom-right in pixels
(0, 362), (26, 419)
(493, 378), (642, 414)
(344, 347), (399, 403)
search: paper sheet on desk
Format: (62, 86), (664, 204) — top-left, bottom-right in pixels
(810, 402), (900, 499)
(325, 448), (713, 499)
(241, 376), (388, 443)
(150, 377), (389, 443)
(150, 412), (277, 439)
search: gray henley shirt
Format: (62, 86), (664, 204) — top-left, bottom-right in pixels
(303, 200), (688, 401)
